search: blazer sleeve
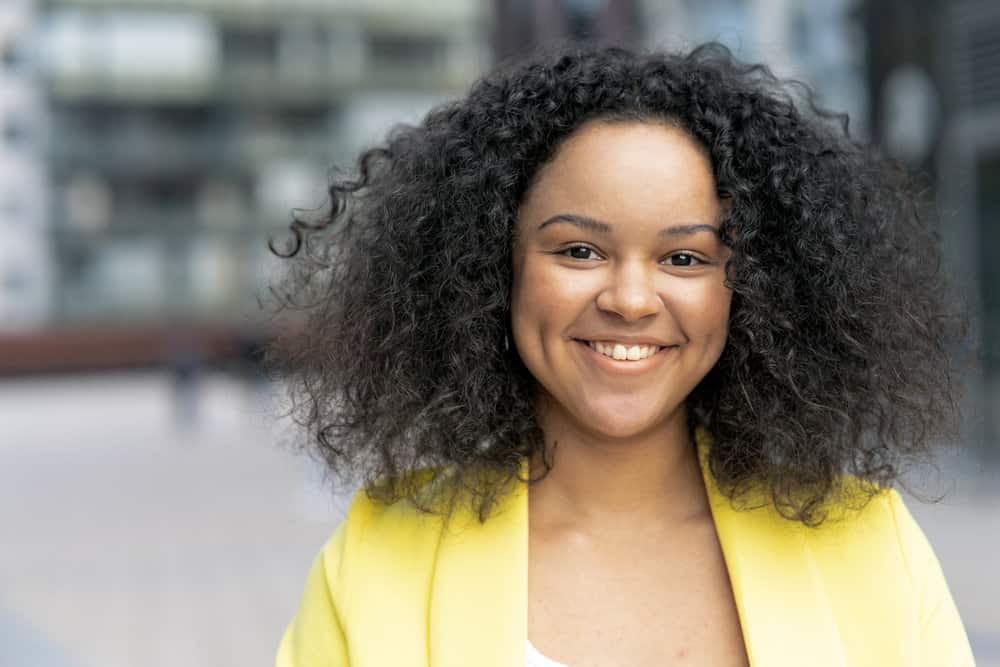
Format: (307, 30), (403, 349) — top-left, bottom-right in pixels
(276, 519), (351, 667)
(886, 489), (976, 667)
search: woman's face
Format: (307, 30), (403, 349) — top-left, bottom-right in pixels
(511, 119), (732, 440)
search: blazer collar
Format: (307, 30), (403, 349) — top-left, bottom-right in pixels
(694, 426), (849, 667)
(428, 467), (528, 666)
(429, 426), (847, 667)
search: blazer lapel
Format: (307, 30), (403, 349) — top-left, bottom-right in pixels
(427, 463), (529, 667)
(696, 426), (849, 667)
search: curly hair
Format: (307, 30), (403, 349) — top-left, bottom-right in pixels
(264, 42), (965, 526)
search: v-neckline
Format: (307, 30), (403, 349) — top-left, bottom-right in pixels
(523, 425), (749, 667)
(428, 425), (849, 667)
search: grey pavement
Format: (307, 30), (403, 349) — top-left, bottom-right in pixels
(0, 371), (996, 667)
(0, 371), (349, 667)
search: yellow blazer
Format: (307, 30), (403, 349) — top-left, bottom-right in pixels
(277, 428), (975, 666)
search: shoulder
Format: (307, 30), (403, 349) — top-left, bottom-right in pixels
(798, 481), (918, 560)
(277, 467), (457, 666)
(316, 465), (460, 590)
(721, 473), (935, 601)
(793, 481), (945, 617)
(804, 484), (973, 663)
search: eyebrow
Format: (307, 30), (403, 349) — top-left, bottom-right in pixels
(536, 213), (720, 238)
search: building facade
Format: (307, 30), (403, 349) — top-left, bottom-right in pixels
(0, 0), (52, 331)
(35, 0), (489, 328)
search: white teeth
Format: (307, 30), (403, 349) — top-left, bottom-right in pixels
(587, 341), (660, 361)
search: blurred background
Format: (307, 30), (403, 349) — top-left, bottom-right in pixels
(0, 0), (996, 665)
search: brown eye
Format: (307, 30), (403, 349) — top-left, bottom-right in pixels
(665, 253), (701, 267)
(560, 246), (599, 260)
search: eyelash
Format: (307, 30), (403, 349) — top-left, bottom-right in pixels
(556, 245), (705, 267)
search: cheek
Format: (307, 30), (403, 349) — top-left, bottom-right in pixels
(510, 258), (545, 356)
(511, 260), (556, 349)
(510, 259), (593, 360)
(668, 279), (732, 344)
(704, 288), (733, 353)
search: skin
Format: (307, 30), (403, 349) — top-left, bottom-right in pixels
(512, 119), (746, 666)
(512, 118), (733, 529)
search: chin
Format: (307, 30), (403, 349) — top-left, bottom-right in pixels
(577, 408), (669, 441)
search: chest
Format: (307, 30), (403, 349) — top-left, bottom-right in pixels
(528, 522), (749, 667)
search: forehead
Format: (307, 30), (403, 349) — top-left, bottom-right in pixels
(518, 120), (720, 228)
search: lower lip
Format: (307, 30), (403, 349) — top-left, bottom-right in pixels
(574, 340), (675, 375)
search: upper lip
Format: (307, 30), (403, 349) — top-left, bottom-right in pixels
(574, 335), (677, 347)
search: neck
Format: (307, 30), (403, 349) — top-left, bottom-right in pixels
(528, 398), (710, 536)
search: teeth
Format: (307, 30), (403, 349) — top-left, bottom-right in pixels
(588, 341), (660, 361)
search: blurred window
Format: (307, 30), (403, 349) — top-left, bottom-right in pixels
(369, 33), (446, 68)
(188, 239), (239, 308)
(222, 27), (277, 65)
(54, 106), (112, 134)
(561, 0), (605, 40)
(110, 177), (197, 232)
(969, 25), (1000, 109)
(107, 12), (217, 82)
(150, 105), (213, 129)
(196, 179), (245, 228)
(278, 107), (327, 140)
(277, 23), (327, 73)
(65, 173), (112, 232)
(42, 10), (218, 83)
(91, 239), (167, 312)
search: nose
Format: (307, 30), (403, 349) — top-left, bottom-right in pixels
(595, 261), (661, 322)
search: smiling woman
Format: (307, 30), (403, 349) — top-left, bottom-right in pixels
(266, 43), (974, 667)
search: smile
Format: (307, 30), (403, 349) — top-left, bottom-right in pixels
(587, 341), (660, 360)
(572, 339), (675, 374)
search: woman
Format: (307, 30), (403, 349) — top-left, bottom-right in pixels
(268, 43), (975, 666)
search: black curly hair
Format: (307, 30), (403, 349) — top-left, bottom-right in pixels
(264, 42), (965, 526)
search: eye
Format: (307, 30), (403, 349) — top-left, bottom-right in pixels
(558, 245), (602, 260)
(663, 252), (702, 267)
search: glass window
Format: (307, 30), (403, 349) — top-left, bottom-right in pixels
(222, 26), (278, 65)
(369, 33), (446, 68)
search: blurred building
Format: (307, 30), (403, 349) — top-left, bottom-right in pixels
(0, 0), (489, 371)
(38, 0), (488, 328)
(0, 0), (52, 331)
(858, 0), (1000, 454)
(493, 0), (640, 58)
(941, 0), (1000, 457)
(643, 0), (869, 137)
(493, 0), (868, 132)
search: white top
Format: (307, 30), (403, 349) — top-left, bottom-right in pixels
(527, 639), (570, 667)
